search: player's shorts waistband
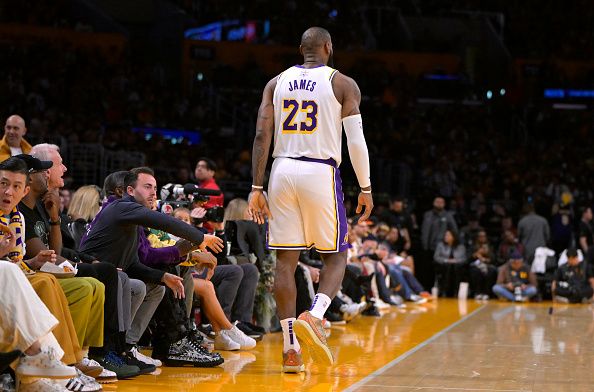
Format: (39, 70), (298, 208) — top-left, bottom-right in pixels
(288, 156), (337, 168)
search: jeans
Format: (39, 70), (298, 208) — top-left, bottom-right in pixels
(387, 265), (426, 299)
(387, 264), (413, 299)
(492, 284), (537, 301)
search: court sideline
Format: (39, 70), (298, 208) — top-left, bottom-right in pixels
(106, 300), (594, 391)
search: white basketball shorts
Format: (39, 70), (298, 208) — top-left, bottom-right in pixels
(267, 157), (348, 253)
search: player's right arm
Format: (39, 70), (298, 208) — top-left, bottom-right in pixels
(248, 77), (277, 224)
(333, 73), (373, 223)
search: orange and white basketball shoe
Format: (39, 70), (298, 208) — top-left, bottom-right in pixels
(293, 311), (334, 365)
(282, 349), (305, 373)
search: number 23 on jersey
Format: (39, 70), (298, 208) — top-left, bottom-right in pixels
(282, 99), (318, 134)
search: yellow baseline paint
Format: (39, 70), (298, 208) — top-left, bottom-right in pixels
(107, 299), (480, 392)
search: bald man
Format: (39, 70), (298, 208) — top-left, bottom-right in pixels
(0, 114), (32, 162)
(248, 27), (373, 372)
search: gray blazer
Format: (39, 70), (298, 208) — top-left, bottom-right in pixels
(434, 242), (467, 265)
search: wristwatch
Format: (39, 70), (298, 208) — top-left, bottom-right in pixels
(49, 217), (61, 226)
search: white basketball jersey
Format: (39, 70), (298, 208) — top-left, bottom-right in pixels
(272, 65), (343, 165)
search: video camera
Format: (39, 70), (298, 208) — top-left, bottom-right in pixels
(159, 183), (225, 223)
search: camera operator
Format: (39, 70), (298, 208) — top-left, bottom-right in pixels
(194, 158), (224, 234)
(552, 247), (594, 303)
(492, 252), (538, 302)
(194, 158), (223, 209)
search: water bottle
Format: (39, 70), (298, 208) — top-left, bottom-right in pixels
(514, 286), (522, 302)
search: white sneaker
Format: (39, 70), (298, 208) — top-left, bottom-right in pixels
(62, 369), (102, 391)
(375, 299), (391, 310)
(75, 358), (103, 378)
(214, 331), (240, 351)
(128, 346), (162, 367)
(19, 378), (69, 392)
(322, 319), (332, 329)
(95, 368), (117, 384)
(340, 303), (364, 321)
(225, 325), (257, 350)
(554, 296), (569, 304)
(16, 347), (77, 379)
(409, 294), (428, 304)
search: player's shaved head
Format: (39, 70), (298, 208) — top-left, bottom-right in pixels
(300, 27), (332, 53)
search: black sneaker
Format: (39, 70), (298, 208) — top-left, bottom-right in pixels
(0, 350), (20, 374)
(93, 351), (140, 379)
(236, 322), (264, 341)
(123, 351), (157, 374)
(184, 332), (224, 364)
(324, 311), (345, 323)
(362, 302), (381, 317)
(156, 335), (224, 368)
(242, 321), (266, 335)
(197, 324), (216, 339)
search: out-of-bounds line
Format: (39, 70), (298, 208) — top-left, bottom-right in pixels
(343, 304), (488, 392)
(354, 386), (526, 392)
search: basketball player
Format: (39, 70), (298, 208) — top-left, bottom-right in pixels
(248, 27), (373, 372)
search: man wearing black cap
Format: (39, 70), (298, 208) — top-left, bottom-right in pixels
(492, 251), (538, 302)
(552, 247), (594, 303)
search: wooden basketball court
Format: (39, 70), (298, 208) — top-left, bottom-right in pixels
(106, 300), (593, 391)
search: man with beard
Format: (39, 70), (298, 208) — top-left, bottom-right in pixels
(248, 26), (373, 372)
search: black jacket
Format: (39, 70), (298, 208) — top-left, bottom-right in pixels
(79, 195), (205, 283)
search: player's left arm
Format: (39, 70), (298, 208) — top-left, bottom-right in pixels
(334, 73), (373, 223)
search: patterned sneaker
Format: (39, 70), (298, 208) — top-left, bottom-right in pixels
(127, 346), (162, 367)
(187, 330), (215, 352)
(63, 369), (102, 391)
(294, 311), (334, 365)
(161, 336), (224, 368)
(74, 358), (103, 378)
(16, 347), (77, 379)
(95, 368), (117, 384)
(282, 349), (304, 373)
(92, 352), (139, 380)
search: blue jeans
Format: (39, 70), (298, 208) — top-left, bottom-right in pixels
(387, 265), (413, 300)
(492, 284), (537, 301)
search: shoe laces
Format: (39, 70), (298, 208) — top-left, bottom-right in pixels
(44, 346), (58, 361)
(104, 351), (125, 367)
(81, 357), (101, 367)
(186, 332), (208, 352)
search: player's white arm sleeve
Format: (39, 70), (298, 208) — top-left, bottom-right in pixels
(343, 114), (371, 189)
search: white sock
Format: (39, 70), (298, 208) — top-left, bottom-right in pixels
(309, 293), (331, 320)
(280, 318), (300, 353)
